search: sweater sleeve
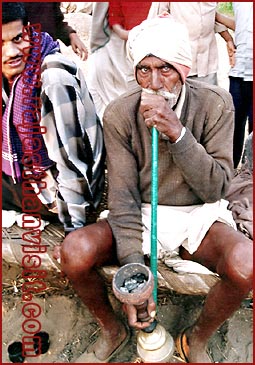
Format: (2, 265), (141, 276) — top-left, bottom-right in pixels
(103, 98), (145, 265)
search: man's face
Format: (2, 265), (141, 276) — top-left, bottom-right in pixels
(2, 20), (30, 82)
(136, 56), (182, 97)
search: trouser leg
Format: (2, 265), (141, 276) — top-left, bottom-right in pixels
(229, 77), (253, 168)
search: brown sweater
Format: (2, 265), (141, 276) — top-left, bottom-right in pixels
(103, 80), (234, 264)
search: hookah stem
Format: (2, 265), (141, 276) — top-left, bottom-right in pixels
(151, 126), (158, 304)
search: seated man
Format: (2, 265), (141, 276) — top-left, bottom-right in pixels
(2, 2), (105, 234)
(60, 15), (252, 363)
(23, 2), (88, 61)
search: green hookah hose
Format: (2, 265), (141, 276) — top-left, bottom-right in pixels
(151, 126), (158, 303)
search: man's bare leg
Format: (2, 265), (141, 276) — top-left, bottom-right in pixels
(180, 222), (253, 363)
(60, 219), (128, 361)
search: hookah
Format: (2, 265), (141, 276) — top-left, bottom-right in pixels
(113, 95), (176, 362)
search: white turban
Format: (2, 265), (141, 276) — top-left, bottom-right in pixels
(127, 14), (192, 83)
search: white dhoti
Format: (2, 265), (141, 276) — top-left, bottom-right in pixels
(141, 199), (236, 256)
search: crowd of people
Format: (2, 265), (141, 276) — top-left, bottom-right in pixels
(2, 2), (253, 363)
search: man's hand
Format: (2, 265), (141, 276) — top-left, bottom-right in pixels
(226, 40), (236, 68)
(139, 91), (183, 143)
(69, 33), (88, 61)
(122, 294), (157, 330)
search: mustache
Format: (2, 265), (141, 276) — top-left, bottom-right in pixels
(142, 88), (178, 107)
(5, 55), (23, 63)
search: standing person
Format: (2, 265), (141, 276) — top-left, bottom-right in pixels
(2, 2), (105, 235)
(87, 1), (151, 120)
(148, 2), (235, 85)
(218, 3), (253, 168)
(59, 15), (252, 363)
(23, 2), (88, 60)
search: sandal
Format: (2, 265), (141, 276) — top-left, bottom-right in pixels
(175, 328), (190, 363)
(175, 327), (213, 363)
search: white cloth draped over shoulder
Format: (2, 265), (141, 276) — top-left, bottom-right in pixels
(87, 2), (137, 121)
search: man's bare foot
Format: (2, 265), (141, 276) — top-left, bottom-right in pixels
(188, 346), (212, 363)
(88, 321), (129, 361)
(185, 327), (212, 363)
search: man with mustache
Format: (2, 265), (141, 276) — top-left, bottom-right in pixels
(60, 15), (252, 363)
(2, 2), (105, 235)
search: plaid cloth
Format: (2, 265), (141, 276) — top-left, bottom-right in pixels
(40, 52), (105, 228)
(2, 31), (105, 228)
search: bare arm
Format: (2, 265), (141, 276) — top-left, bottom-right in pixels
(218, 29), (236, 68)
(69, 32), (88, 61)
(216, 10), (236, 69)
(112, 23), (129, 41)
(216, 11), (235, 30)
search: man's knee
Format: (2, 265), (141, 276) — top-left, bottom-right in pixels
(220, 239), (253, 290)
(60, 227), (96, 278)
(60, 220), (113, 279)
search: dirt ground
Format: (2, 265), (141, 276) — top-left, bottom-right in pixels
(2, 12), (253, 364)
(2, 260), (253, 363)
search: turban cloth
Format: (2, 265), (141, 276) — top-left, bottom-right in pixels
(127, 14), (192, 83)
